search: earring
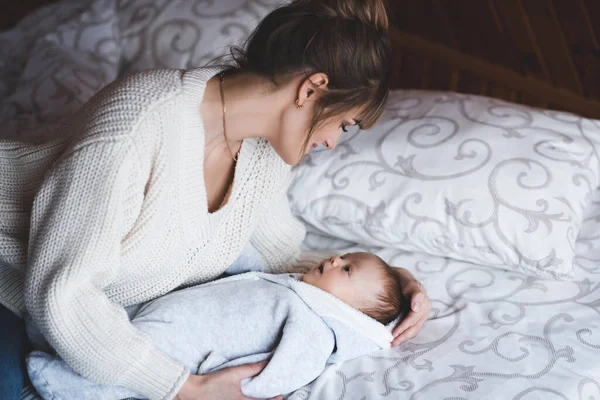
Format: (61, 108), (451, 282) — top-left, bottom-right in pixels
(295, 99), (304, 109)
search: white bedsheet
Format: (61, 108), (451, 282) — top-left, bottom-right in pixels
(290, 190), (600, 399)
(3, 1), (599, 399)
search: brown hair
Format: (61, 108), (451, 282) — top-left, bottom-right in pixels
(361, 257), (410, 325)
(227, 0), (391, 149)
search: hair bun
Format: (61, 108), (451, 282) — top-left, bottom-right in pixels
(297, 0), (389, 31)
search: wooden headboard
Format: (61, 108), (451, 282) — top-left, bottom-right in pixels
(388, 0), (600, 119)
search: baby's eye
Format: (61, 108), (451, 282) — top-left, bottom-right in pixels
(343, 266), (351, 275)
(340, 124), (348, 133)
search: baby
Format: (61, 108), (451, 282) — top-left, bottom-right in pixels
(300, 252), (407, 325)
(26, 251), (408, 400)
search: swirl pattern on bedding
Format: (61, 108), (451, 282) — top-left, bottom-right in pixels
(2, 1), (599, 399)
(291, 189), (600, 399)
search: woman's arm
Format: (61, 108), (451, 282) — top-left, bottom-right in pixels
(25, 138), (188, 400)
(250, 188), (306, 273)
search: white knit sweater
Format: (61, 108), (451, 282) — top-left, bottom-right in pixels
(0, 67), (306, 400)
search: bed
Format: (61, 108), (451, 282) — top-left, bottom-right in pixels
(290, 205), (600, 399)
(2, 1), (599, 399)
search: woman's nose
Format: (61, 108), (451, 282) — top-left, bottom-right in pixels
(325, 138), (338, 150)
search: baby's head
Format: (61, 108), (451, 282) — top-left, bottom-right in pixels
(301, 252), (409, 325)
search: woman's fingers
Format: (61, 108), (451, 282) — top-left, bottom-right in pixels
(410, 291), (426, 312)
(392, 283), (432, 347)
(243, 392), (283, 400)
(393, 311), (428, 345)
(232, 361), (284, 400)
(392, 324), (419, 347)
(392, 309), (420, 336)
(234, 360), (269, 380)
(393, 293), (429, 337)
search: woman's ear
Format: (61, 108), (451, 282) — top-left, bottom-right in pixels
(296, 72), (329, 107)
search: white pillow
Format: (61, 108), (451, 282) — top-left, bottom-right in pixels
(289, 91), (600, 279)
(117, 0), (287, 73)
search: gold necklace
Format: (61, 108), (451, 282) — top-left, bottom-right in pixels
(219, 72), (241, 162)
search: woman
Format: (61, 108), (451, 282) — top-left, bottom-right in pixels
(0, 0), (431, 399)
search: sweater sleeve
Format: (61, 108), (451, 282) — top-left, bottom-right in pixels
(24, 138), (189, 400)
(250, 187), (306, 273)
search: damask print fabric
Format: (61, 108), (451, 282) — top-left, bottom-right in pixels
(0, 0), (286, 140)
(288, 187), (600, 399)
(290, 91), (600, 279)
(2, 1), (599, 399)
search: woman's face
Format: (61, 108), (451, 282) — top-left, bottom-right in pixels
(268, 73), (360, 165)
(272, 109), (360, 165)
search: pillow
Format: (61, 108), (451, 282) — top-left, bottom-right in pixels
(116, 0), (287, 73)
(0, 0), (121, 140)
(288, 91), (600, 279)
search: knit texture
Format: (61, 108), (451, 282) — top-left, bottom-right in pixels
(26, 271), (389, 400)
(0, 67), (306, 400)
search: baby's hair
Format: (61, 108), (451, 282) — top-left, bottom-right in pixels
(360, 256), (410, 325)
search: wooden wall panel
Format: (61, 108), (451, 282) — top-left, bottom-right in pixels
(521, 93), (550, 109)
(521, 0), (583, 94)
(389, 0), (600, 119)
(390, 0), (458, 48)
(553, 0), (600, 98)
(485, 83), (518, 103)
(483, 0), (550, 79)
(399, 53), (431, 90)
(437, 0), (509, 66)
(426, 60), (454, 91)
(583, 0), (600, 45)
(389, 28), (600, 118)
(456, 70), (483, 95)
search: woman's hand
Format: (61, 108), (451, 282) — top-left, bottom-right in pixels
(175, 361), (283, 400)
(391, 268), (431, 347)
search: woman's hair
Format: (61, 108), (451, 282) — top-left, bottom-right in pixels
(361, 257), (410, 325)
(228, 0), (391, 145)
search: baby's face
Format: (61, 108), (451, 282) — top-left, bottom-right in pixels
(301, 252), (385, 310)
